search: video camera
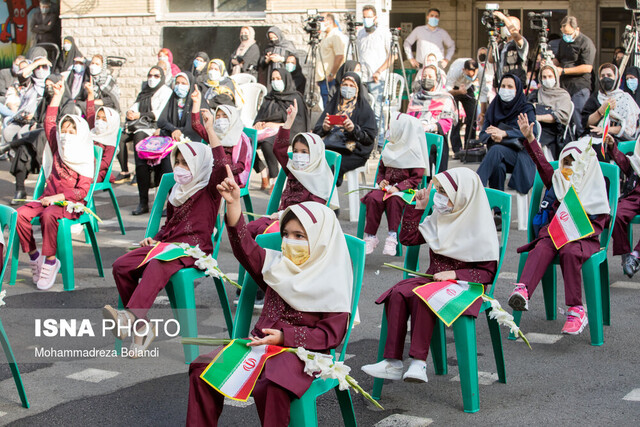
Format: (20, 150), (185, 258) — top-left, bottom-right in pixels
(528, 11), (552, 31)
(345, 13), (362, 36)
(303, 9), (324, 36)
(481, 4), (506, 33)
(625, 0), (640, 11)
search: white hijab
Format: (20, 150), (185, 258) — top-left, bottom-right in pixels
(215, 105), (244, 147)
(419, 168), (500, 263)
(287, 133), (338, 209)
(551, 140), (610, 216)
(90, 106), (120, 147)
(381, 113), (429, 170)
(262, 202), (353, 313)
(168, 142), (214, 207)
(629, 135), (640, 176)
(53, 114), (94, 178)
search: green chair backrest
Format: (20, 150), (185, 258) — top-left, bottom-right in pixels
(0, 205), (17, 287)
(265, 150), (342, 215)
(617, 140), (635, 155)
(425, 132), (444, 178)
(145, 172), (175, 238)
(234, 232), (365, 362)
(99, 128), (123, 185)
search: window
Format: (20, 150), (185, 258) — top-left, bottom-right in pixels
(167, 0), (266, 13)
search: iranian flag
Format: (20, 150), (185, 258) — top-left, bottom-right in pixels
(136, 242), (190, 268)
(548, 185), (594, 249)
(383, 189), (417, 204)
(601, 103), (611, 157)
(200, 339), (287, 401)
(413, 280), (485, 326)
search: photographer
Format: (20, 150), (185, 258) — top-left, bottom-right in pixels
(317, 13), (346, 106)
(446, 58), (479, 156)
(492, 12), (529, 85)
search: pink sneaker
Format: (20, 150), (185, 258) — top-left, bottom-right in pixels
(37, 259), (61, 290)
(562, 306), (588, 335)
(508, 283), (529, 311)
(29, 255), (45, 285)
(382, 234), (398, 256)
(364, 235), (379, 255)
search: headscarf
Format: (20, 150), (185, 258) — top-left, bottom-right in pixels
(90, 106), (120, 147)
(485, 74), (534, 126)
(205, 59), (228, 88)
(537, 64), (573, 125)
(168, 142), (214, 207)
(286, 54), (307, 94)
(165, 71), (195, 126)
(232, 27), (257, 75)
(551, 140), (610, 215)
(623, 66), (640, 107)
(190, 51), (210, 78)
(381, 113), (429, 170)
(54, 115), (94, 178)
(337, 75), (359, 116)
(419, 168), (500, 262)
(56, 36), (82, 72)
(595, 63), (640, 140)
(255, 69), (308, 135)
(262, 202), (353, 313)
(287, 133), (339, 209)
(335, 60), (361, 88)
(134, 66), (166, 113)
(90, 55), (113, 92)
(215, 105), (244, 147)
(159, 48), (180, 76)
(266, 26), (296, 53)
(409, 64), (457, 125)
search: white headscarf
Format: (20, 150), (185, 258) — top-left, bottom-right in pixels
(629, 135), (640, 176)
(214, 105), (244, 147)
(262, 202), (353, 313)
(597, 64), (640, 140)
(419, 168), (500, 263)
(551, 140), (610, 215)
(54, 114), (94, 178)
(287, 133), (338, 209)
(381, 113), (429, 170)
(168, 142), (214, 207)
(90, 106), (120, 147)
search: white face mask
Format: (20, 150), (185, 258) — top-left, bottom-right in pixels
(147, 77), (161, 88)
(94, 119), (108, 134)
(158, 56), (169, 63)
(214, 117), (230, 134)
(498, 87), (516, 103)
(173, 166), (193, 185)
(541, 78), (556, 89)
(89, 64), (102, 76)
(433, 192), (453, 214)
(271, 79), (285, 92)
(63, 42), (72, 52)
(59, 133), (84, 163)
(34, 67), (50, 80)
(208, 69), (221, 81)
(291, 152), (310, 170)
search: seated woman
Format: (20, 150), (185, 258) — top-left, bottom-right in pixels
(476, 74), (536, 195)
(157, 48), (180, 77)
(191, 85), (253, 188)
(527, 64), (573, 159)
(623, 66), (640, 108)
(200, 59), (236, 109)
(285, 54), (306, 94)
(407, 64), (457, 172)
(85, 83), (120, 183)
(229, 26), (260, 78)
(87, 54), (121, 111)
(156, 72), (201, 142)
(191, 52), (210, 85)
(581, 63), (640, 156)
(186, 184), (353, 426)
(362, 113), (428, 256)
(333, 60), (368, 101)
(253, 69), (308, 190)
(313, 72), (377, 186)
(508, 114), (610, 335)
(361, 168), (499, 383)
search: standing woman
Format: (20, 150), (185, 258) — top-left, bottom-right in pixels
(158, 48), (181, 77)
(55, 36), (82, 73)
(157, 71), (201, 142)
(88, 54), (121, 111)
(229, 26), (260, 78)
(259, 27), (296, 83)
(125, 66), (173, 215)
(201, 59), (237, 109)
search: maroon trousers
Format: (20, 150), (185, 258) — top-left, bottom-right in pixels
(246, 216), (277, 239)
(111, 246), (195, 319)
(362, 189), (406, 235)
(612, 194), (640, 256)
(16, 202), (79, 256)
(187, 352), (293, 427)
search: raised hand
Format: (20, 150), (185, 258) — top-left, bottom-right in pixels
(415, 185), (431, 211)
(191, 85), (201, 112)
(217, 164), (241, 204)
(283, 99), (298, 130)
(517, 113), (535, 142)
(84, 76), (94, 99)
(201, 108), (214, 130)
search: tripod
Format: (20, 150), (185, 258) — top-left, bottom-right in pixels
(345, 28), (360, 62)
(617, 12), (640, 88)
(303, 30), (327, 109)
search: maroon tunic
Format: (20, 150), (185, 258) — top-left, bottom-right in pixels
(518, 138), (608, 307)
(15, 106), (92, 256)
(608, 143), (640, 255)
(86, 99), (116, 183)
(374, 205), (497, 360)
(187, 215), (349, 426)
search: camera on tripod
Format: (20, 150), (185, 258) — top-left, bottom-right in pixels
(345, 13), (362, 36)
(481, 4), (506, 32)
(528, 11), (554, 60)
(303, 9), (324, 36)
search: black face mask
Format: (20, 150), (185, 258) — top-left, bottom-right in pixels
(421, 78), (436, 91)
(45, 86), (55, 97)
(600, 77), (615, 92)
(268, 37), (278, 46)
(478, 53), (487, 63)
(240, 34), (249, 42)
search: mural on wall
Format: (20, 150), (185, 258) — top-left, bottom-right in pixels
(0, 0), (39, 64)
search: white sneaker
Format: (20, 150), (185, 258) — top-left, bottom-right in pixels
(364, 235), (379, 255)
(36, 258), (60, 290)
(402, 358), (428, 383)
(361, 359), (403, 380)
(102, 305), (135, 340)
(29, 254), (45, 285)
(382, 234), (398, 256)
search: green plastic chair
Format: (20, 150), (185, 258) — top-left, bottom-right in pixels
(239, 127), (258, 218)
(232, 232), (365, 427)
(371, 188), (511, 413)
(114, 173), (233, 364)
(509, 161), (619, 346)
(87, 128), (126, 235)
(615, 140), (640, 247)
(10, 146), (105, 291)
(0, 205), (29, 408)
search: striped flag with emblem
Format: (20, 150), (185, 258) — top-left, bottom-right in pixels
(136, 242), (190, 268)
(383, 189), (417, 204)
(548, 185), (594, 249)
(601, 103), (611, 157)
(412, 280), (485, 326)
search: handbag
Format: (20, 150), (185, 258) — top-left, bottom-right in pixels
(125, 116), (154, 134)
(322, 128), (348, 152)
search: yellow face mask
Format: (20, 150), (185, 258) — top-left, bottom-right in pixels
(281, 237), (310, 266)
(561, 167), (573, 181)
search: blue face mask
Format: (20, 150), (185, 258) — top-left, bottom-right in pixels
(627, 78), (639, 92)
(174, 84), (189, 98)
(562, 33), (575, 43)
(341, 85), (357, 100)
(193, 59), (203, 69)
(464, 72), (476, 81)
(73, 64), (84, 74)
(428, 17), (439, 27)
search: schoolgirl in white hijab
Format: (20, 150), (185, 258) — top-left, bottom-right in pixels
(381, 113), (430, 171)
(43, 114), (94, 179)
(168, 141), (214, 207)
(91, 106), (120, 147)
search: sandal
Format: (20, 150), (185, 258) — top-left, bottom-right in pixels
(129, 321), (157, 358)
(102, 305), (135, 340)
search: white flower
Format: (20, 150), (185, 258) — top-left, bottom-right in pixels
(314, 355), (335, 380)
(64, 201), (85, 214)
(195, 256), (218, 274)
(508, 323), (521, 335)
(332, 362), (352, 390)
(0, 290), (6, 307)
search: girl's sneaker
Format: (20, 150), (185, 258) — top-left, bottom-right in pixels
(37, 259), (60, 290)
(364, 235), (379, 255)
(382, 234), (398, 256)
(30, 255), (44, 285)
(361, 359), (403, 380)
(402, 358), (428, 383)
(508, 284), (529, 311)
(561, 306), (588, 335)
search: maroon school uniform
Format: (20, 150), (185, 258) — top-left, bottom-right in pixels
(608, 143), (640, 255)
(187, 216), (349, 427)
(376, 206), (496, 360)
(16, 106), (92, 257)
(361, 161), (423, 235)
(86, 99), (116, 183)
(518, 138), (607, 307)
(247, 128), (326, 238)
(111, 145), (227, 320)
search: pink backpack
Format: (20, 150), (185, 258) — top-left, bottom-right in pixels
(135, 136), (177, 166)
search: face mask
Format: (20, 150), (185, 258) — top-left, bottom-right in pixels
(45, 85), (55, 97)
(433, 192), (453, 214)
(174, 84), (189, 98)
(464, 72), (476, 81)
(147, 77), (161, 88)
(240, 34), (249, 42)
(320, 22), (327, 32)
(73, 64), (84, 74)
(208, 69), (221, 81)
(11, 63), (19, 74)
(428, 17), (439, 27)
(40, 7), (50, 14)
(271, 79), (285, 92)
(421, 77), (436, 91)
(94, 119), (108, 134)
(363, 17), (375, 28)
(561, 166), (574, 181)
(341, 85), (357, 100)
(285, 63), (296, 73)
(281, 237), (310, 265)
(627, 78), (639, 92)
(89, 64), (101, 76)
(542, 78), (556, 88)
(498, 87), (516, 103)
(562, 33), (575, 43)
(500, 27), (511, 39)
(478, 53), (487, 63)
(214, 117), (230, 134)
(34, 67), (50, 80)
(600, 77), (615, 92)
(158, 56), (169, 63)
(193, 59), (204, 70)
(63, 42), (72, 52)
(173, 166), (193, 185)
(291, 152), (310, 170)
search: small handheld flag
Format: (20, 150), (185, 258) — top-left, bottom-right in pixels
(548, 185), (595, 249)
(413, 280), (485, 326)
(600, 103), (611, 157)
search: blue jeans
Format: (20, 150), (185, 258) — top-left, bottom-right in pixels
(367, 81), (385, 146)
(570, 88), (590, 137)
(317, 79), (336, 107)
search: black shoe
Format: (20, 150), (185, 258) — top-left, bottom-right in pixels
(10, 190), (26, 205)
(0, 144), (10, 156)
(452, 151), (462, 160)
(129, 175), (137, 186)
(113, 172), (132, 184)
(493, 213), (502, 232)
(132, 204), (149, 216)
(161, 208), (167, 217)
(622, 253), (640, 278)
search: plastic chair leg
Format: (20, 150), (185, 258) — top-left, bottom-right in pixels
(10, 236), (20, 286)
(356, 202), (366, 239)
(289, 393), (319, 427)
(85, 222), (104, 277)
(56, 221), (75, 291)
(452, 316), (479, 413)
(165, 280), (199, 364)
(430, 319), (447, 375)
(335, 388), (357, 427)
(114, 297), (124, 354)
(582, 258), (604, 346)
(541, 266), (557, 321)
(242, 194), (254, 219)
(600, 258), (611, 326)
(0, 320), (29, 408)
(213, 277), (234, 337)
(371, 310), (388, 400)
(107, 186), (126, 235)
(508, 310), (523, 341)
(84, 200), (97, 243)
(486, 312), (506, 383)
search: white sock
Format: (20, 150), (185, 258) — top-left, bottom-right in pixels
(365, 233), (376, 239)
(632, 251), (639, 259)
(408, 358), (426, 367)
(388, 231), (397, 238)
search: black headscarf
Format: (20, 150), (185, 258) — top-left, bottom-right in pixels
(35, 74), (62, 124)
(55, 36), (83, 73)
(485, 74), (534, 126)
(135, 66), (166, 114)
(255, 68), (308, 135)
(334, 60), (369, 100)
(266, 27), (296, 52)
(190, 51), (210, 79)
(287, 55), (307, 94)
(165, 71), (196, 127)
(623, 66), (640, 107)
(63, 58), (90, 101)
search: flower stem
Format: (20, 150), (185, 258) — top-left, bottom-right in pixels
(346, 376), (384, 409)
(181, 338), (232, 346)
(382, 263), (434, 278)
